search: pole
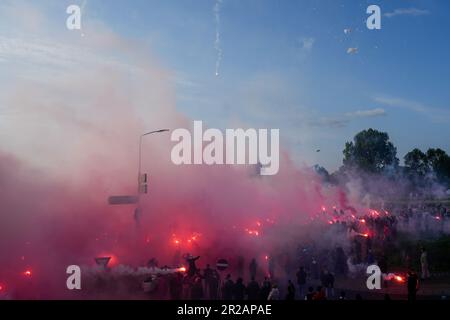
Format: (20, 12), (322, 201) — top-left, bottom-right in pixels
(135, 129), (170, 225)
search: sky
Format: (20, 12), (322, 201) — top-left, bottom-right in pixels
(1, 0), (449, 171)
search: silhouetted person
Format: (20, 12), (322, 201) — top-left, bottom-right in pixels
(246, 277), (260, 300)
(191, 276), (204, 300)
(237, 256), (245, 278)
(204, 264), (213, 280)
(249, 258), (258, 279)
(334, 247), (347, 276)
(407, 271), (419, 301)
(378, 253), (388, 274)
(169, 273), (183, 300)
(267, 284), (280, 300)
(268, 256), (275, 279)
(186, 255), (200, 277)
(420, 247), (430, 280)
(209, 270), (220, 300)
(222, 274), (234, 300)
(285, 280), (296, 300)
(259, 277), (271, 300)
(203, 264), (214, 298)
(233, 277), (246, 300)
(338, 291), (346, 300)
(296, 266), (307, 299)
(325, 272), (335, 299)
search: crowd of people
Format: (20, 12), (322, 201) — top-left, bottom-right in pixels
(139, 203), (449, 300)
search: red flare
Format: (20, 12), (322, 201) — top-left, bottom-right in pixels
(356, 233), (369, 238)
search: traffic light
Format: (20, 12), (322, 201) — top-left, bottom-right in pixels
(139, 173), (148, 194)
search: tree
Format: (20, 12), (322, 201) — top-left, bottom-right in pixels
(426, 148), (450, 184)
(342, 129), (399, 173)
(404, 148), (429, 177)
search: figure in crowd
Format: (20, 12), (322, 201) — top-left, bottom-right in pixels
(233, 277), (246, 300)
(185, 254), (200, 277)
(246, 276), (260, 300)
(169, 273), (183, 300)
(285, 280), (296, 300)
(259, 277), (271, 300)
(191, 276), (204, 300)
(420, 247), (430, 280)
(267, 284), (280, 300)
(249, 258), (258, 279)
(296, 266), (307, 299)
(222, 274), (234, 300)
(320, 270), (334, 299)
(203, 264), (214, 298)
(237, 256), (245, 278)
(407, 270), (419, 301)
(334, 247), (348, 276)
(268, 256), (275, 279)
(208, 270), (220, 300)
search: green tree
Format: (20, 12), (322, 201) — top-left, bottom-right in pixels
(404, 148), (429, 177)
(343, 128), (399, 173)
(426, 148), (450, 183)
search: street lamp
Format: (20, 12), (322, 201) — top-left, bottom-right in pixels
(135, 129), (170, 227)
(138, 129), (170, 194)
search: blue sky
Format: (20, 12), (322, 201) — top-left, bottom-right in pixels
(1, 0), (450, 171)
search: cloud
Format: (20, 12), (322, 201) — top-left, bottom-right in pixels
(299, 37), (315, 52)
(309, 108), (386, 128)
(308, 117), (348, 128)
(374, 96), (450, 123)
(345, 108), (386, 118)
(0, 0), (45, 30)
(384, 8), (430, 18)
(0, 33), (147, 84)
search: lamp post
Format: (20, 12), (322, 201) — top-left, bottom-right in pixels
(137, 129), (170, 194)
